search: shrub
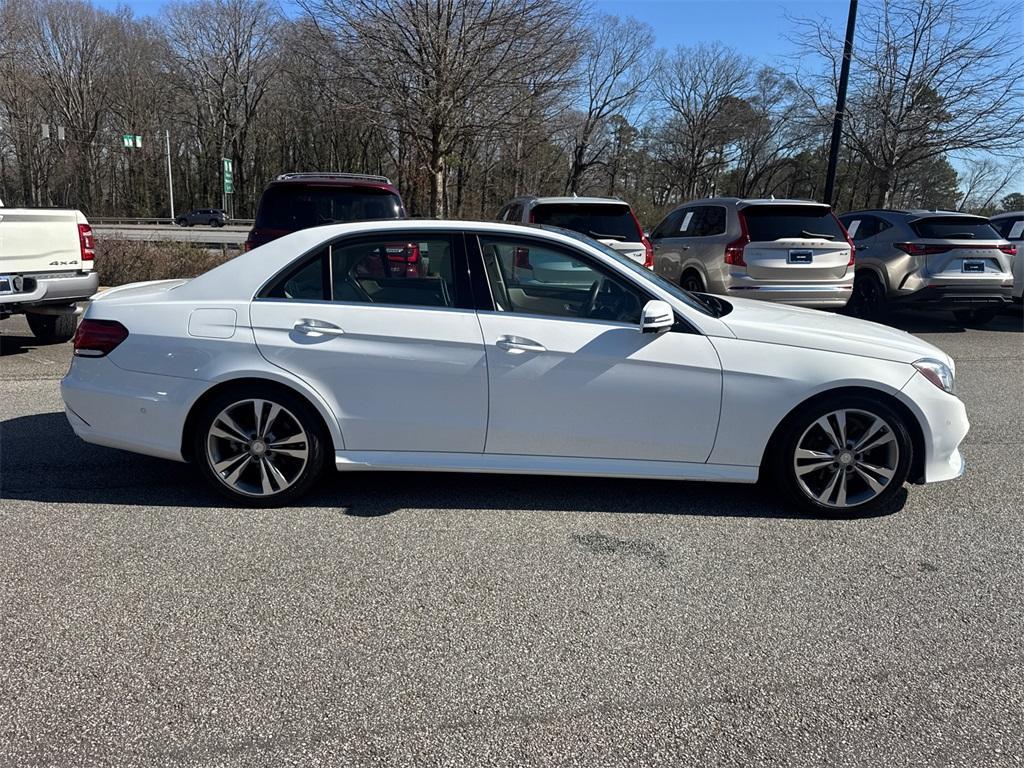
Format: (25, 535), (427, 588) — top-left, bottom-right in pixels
(93, 240), (238, 286)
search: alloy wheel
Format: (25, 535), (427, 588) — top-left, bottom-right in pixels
(205, 398), (310, 497)
(792, 408), (900, 509)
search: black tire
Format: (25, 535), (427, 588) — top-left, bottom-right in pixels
(26, 310), (78, 344)
(847, 270), (887, 320)
(191, 384), (328, 507)
(954, 307), (999, 326)
(766, 394), (913, 517)
(680, 270), (705, 294)
(209, 219), (222, 227)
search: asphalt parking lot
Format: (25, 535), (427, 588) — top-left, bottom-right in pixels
(1, 308), (1022, 767)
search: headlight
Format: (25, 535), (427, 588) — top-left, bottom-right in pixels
(914, 358), (955, 394)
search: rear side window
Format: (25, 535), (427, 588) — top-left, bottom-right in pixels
(530, 203), (641, 242)
(255, 186), (402, 230)
(692, 206), (726, 236)
(742, 205), (845, 241)
(910, 217), (1000, 240)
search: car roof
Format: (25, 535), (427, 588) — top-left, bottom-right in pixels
(843, 208), (988, 221)
(990, 210), (1023, 220)
(682, 197), (828, 208)
(267, 172), (399, 193)
(511, 196), (629, 207)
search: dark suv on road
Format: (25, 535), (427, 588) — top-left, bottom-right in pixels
(175, 208), (227, 227)
(838, 209), (1015, 325)
(245, 173), (405, 251)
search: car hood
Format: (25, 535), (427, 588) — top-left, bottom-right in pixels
(715, 297), (952, 366)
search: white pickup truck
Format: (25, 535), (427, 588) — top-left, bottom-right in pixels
(0, 199), (99, 342)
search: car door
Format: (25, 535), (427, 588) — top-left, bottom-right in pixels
(250, 231), (489, 452)
(471, 233), (722, 463)
(651, 207), (690, 283)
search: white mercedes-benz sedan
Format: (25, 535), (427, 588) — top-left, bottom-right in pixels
(61, 220), (968, 515)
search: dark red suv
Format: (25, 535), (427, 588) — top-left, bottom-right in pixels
(245, 172), (406, 251)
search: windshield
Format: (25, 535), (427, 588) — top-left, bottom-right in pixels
(256, 185), (402, 229)
(530, 203), (642, 242)
(548, 226), (717, 316)
(742, 205), (845, 241)
(911, 216), (1000, 240)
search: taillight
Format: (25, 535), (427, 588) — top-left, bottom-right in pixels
(998, 244), (1017, 256)
(384, 242), (421, 277)
(78, 223), (95, 262)
(513, 246), (533, 270)
(834, 213), (856, 265)
(895, 242), (949, 256)
(73, 319), (129, 357)
(724, 212), (749, 266)
(629, 209), (654, 268)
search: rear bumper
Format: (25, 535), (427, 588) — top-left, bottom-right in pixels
(0, 271), (99, 309)
(891, 284), (1013, 310)
(722, 280), (853, 308)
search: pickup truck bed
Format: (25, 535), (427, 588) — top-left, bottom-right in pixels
(0, 206), (99, 342)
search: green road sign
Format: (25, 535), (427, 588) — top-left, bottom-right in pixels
(223, 157), (234, 194)
(122, 135), (133, 147)
(123, 134), (142, 148)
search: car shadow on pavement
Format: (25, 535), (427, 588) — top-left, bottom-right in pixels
(0, 331), (49, 356)
(2, 411), (900, 521)
(881, 308), (1023, 335)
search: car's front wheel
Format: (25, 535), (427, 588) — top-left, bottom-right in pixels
(193, 386), (327, 506)
(770, 395), (913, 517)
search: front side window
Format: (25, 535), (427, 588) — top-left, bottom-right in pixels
(478, 236), (643, 324)
(651, 209), (684, 239)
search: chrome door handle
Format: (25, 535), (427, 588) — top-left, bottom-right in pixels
(496, 335), (546, 353)
(294, 319), (345, 336)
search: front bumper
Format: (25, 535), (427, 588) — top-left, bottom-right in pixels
(898, 371), (970, 484)
(0, 271), (99, 309)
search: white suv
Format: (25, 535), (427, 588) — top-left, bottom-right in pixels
(497, 196), (653, 268)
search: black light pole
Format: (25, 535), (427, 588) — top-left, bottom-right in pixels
(823, 0), (858, 206)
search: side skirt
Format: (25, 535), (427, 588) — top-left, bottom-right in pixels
(334, 451), (758, 483)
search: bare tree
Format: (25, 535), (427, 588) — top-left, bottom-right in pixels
(956, 157), (1024, 213)
(563, 14), (653, 194)
(301, 0), (582, 217)
(793, 0), (1024, 208)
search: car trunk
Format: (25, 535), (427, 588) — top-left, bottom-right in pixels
(739, 204), (851, 281)
(909, 217), (1010, 278)
(0, 208), (82, 273)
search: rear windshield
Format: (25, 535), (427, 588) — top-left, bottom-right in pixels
(741, 205), (845, 241)
(911, 216), (1000, 240)
(530, 203), (641, 242)
(256, 185), (402, 229)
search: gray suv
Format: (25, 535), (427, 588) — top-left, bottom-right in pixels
(839, 209), (1015, 324)
(650, 198), (855, 309)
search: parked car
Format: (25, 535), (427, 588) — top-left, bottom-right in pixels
(245, 172), (405, 251)
(650, 198), (855, 309)
(989, 210), (1023, 304)
(63, 219), (967, 516)
(175, 208), (227, 227)
(497, 196), (653, 268)
(0, 202), (98, 342)
(838, 209), (1015, 324)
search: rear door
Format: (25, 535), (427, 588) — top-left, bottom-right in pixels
(740, 204), (851, 282)
(250, 231), (489, 453)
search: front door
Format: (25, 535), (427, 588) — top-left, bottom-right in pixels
(250, 232), (488, 452)
(473, 233), (722, 463)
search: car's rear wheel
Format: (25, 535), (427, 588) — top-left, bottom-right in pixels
(954, 307), (999, 326)
(26, 310), (78, 344)
(770, 395), (912, 517)
(193, 386), (327, 506)
(847, 271), (886, 320)
(680, 270), (704, 294)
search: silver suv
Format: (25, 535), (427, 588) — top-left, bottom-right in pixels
(649, 198), (855, 309)
(989, 211), (1023, 304)
(839, 209), (1015, 324)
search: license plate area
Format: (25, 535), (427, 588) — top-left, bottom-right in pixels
(962, 260), (984, 273)
(788, 250), (813, 264)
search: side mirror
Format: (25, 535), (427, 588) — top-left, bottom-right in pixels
(639, 299), (673, 334)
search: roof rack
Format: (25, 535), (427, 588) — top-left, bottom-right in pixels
(275, 172), (393, 184)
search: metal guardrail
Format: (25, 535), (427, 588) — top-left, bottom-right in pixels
(90, 216), (255, 226)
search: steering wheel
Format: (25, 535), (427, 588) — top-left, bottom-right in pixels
(581, 279), (603, 318)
